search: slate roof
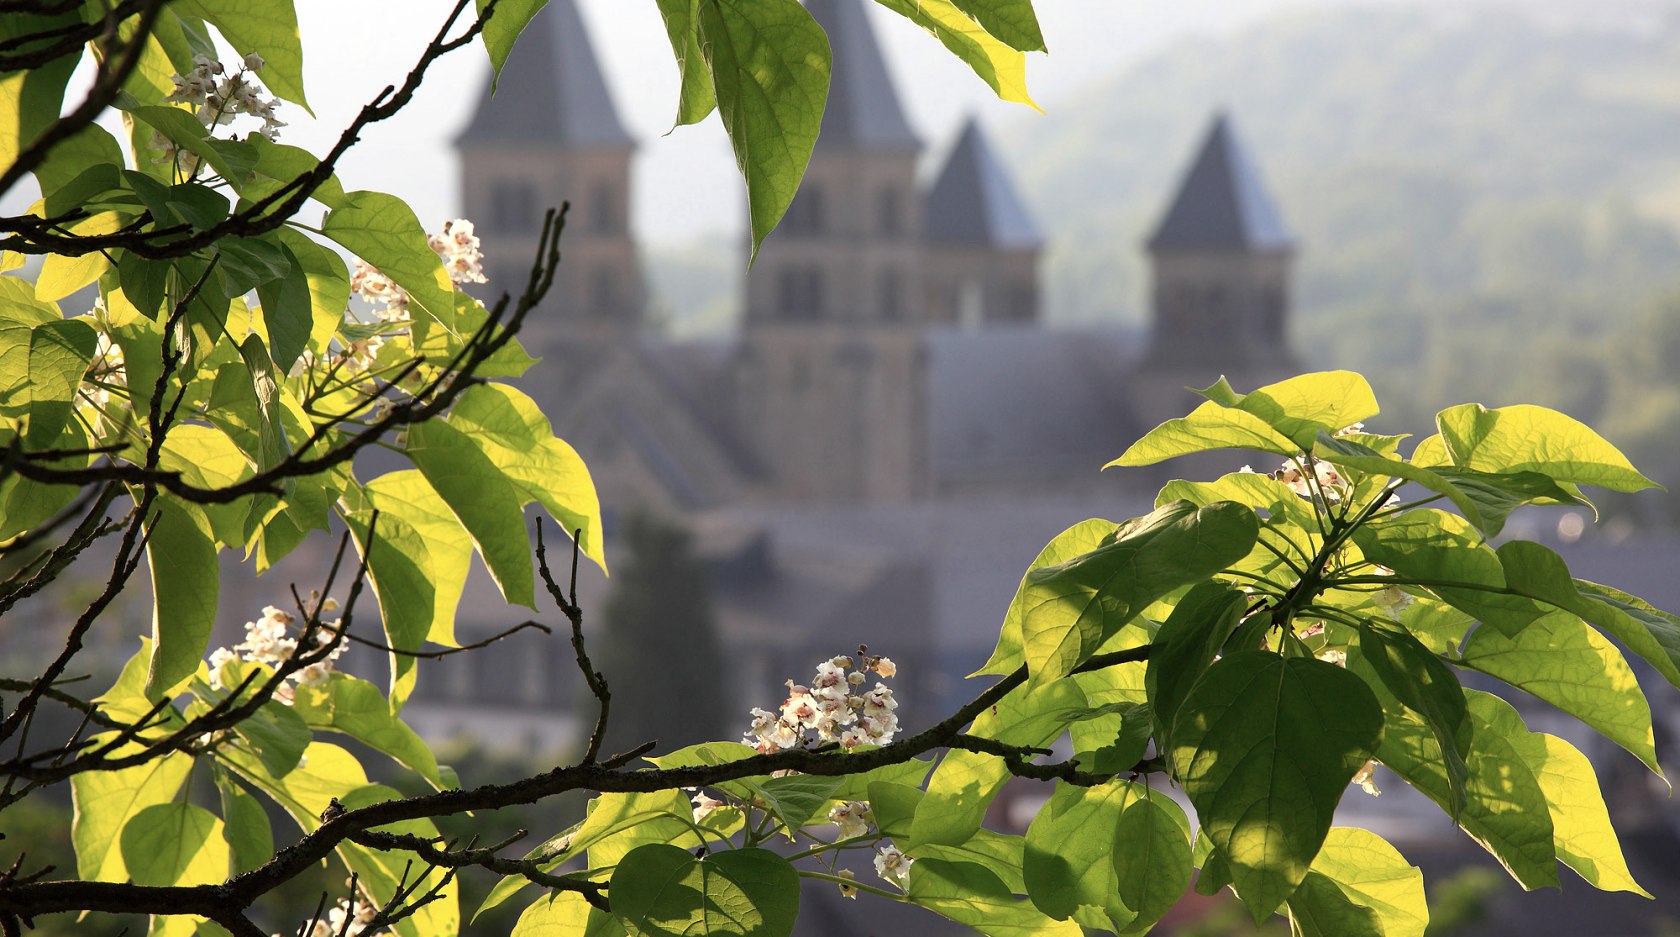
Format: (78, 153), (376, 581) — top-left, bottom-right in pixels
(925, 324), (1145, 486)
(805, 0), (920, 151)
(1147, 112), (1292, 253)
(455, 0), (633, 148)
(924, 117), (1041, 248)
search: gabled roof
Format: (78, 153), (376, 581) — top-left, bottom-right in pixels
(805, 0), (920, 152)
(455, 0), (633, 148)
(1147, 113), (1292, 253)
(924, 117), (1041, 248)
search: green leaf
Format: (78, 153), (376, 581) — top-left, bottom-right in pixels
(1360, 666), (1557, 891)
(405, 418), (535, 607)
(233, 334), (292, 476)
(1197, 371), (1379, 450)
(213, 236), (291, 298)
(1025, 781), (1190, 932)
(274, 227), (350, 357)
(1434, 403), (1658, 493)
(232, 697), (310, 778)
(1146, 580), (1247, 755)
(1489, 540), (1680, 691)
(217, 779), (273, 876)
(947, 0), (1046, 52)
(1024, 780), (1138, 929)
(72, 743), (192, 882)
(36, 212), (120, 300)
(871, 0), (1039, 109)
(1352, 510), (1544, 636)
(1475, 694), (1649, 896)
(1461, 609), (1659, 775)
(244, 139), (346, 208)
(343, 469), (472, 703)
(476, 0), (549, 92)
(322, 190), (455, 325)
(976, 518), (1115, 676)
(0, 12), (81, 178)
(512, 889), (626, 937)
(1357, 621), (1472, 818)
(696, 0), (829, 263)
(24, 318), (96, 447)
(611, 845), (799, 937)
(445, 383), (606, 569)
(165, 181), (232, 229)
(1019, 500), (1256, 685)
(324, 676), (447, 787)
(653, 0), (717, 126)
(170, 0), (312, 114)
(120, 802), (229, 887)
(1112, 789), (1194, 935)
(1108, 401), (1296, 467)
(1285, 828), (1427, 937)
(906, 858), (1081, 937)
(144, 499), (219, 696)
(1169, 653), (1383, 921)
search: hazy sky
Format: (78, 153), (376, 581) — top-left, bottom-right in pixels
(284, 0), (1349, 244)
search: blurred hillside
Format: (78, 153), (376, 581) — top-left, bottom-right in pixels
(643, 1), (1680, 518)
(995, 1), (1680, 513)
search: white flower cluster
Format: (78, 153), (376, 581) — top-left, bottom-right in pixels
(350, 218), (488, 323)
(428, 218), (487, 286)
(206, 600), (346, 700)
(1271, 458), (1347, 503)
(272, 894), (381, 937)
(743, 654), (899, 754)
(165, 52), (285, 142)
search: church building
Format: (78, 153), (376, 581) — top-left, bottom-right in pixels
(415, 0), (1300, 749)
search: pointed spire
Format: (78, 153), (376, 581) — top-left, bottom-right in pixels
(1147, 113), (1291, 253)
(805, 0), (919, 151)
(456, 0), (633, 148)
(924, 117), (1040, 248)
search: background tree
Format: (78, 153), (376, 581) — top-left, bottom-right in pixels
(594, 511), (728, 755)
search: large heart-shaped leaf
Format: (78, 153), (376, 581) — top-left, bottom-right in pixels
(610, 845), (798, 937)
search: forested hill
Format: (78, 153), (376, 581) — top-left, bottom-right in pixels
(1002, 2), (1680, 497)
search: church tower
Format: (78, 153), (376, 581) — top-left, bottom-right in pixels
(1144, 112), (1295, 368)
(736, 0), (927, 502)
(455, 0), (645, 384)
(1133, 112), (1297, 424)
(922, 117), (1042, 326)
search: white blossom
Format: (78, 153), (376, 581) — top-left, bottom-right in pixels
(1352, 760), (1381, 797)
(835, 868), (858, 899)
(827, 801), (873, 839)
(691, 790), (726, 823)
(874, 845), (912, 888)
